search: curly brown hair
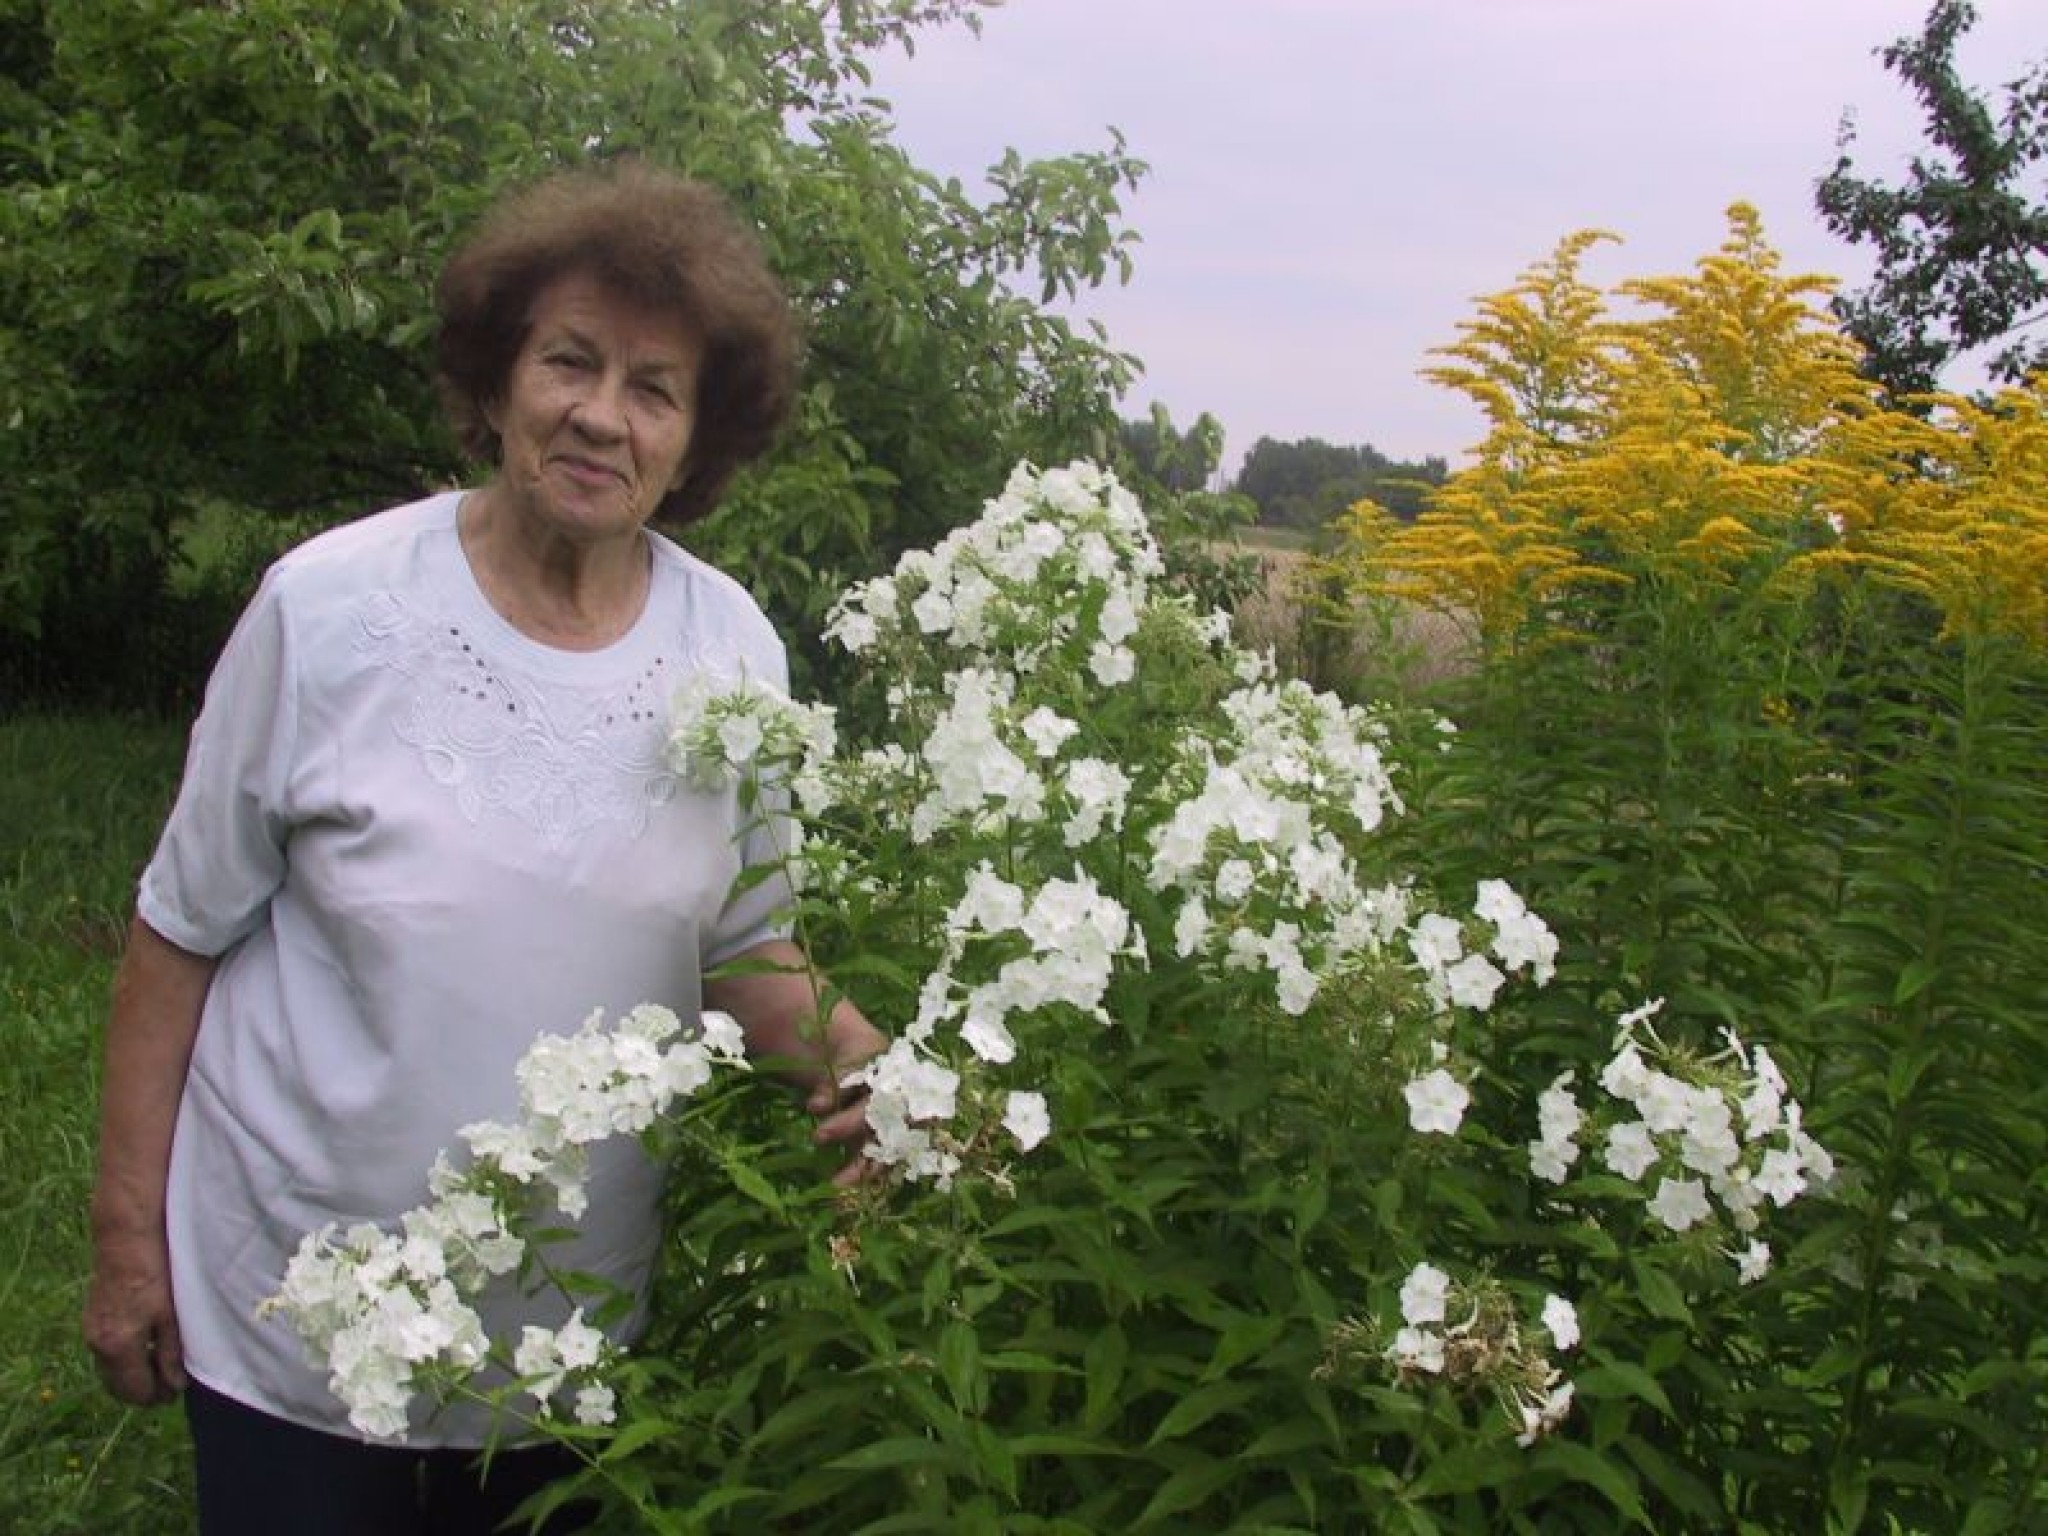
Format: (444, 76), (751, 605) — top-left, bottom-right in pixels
(435, 159), (798, 525)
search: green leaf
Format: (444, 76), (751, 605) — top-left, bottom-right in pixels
(1083, 1324), (1129, 1431)
(1574, 1361), (1674, 1419)
(1627, 1257), (1694, 1324)
(1531, 1436), (1649, 1523)
(1133, 1454), (1238, 1529)
(596, 1416), (679, 1462)
(1407, 1441), (1520, 1498)
(1891, 955), (1942, 1005)
(937, 1319), (987, 1414)
(1145, 1381), (1258, 1447)
(826, 1436), (964, 1474)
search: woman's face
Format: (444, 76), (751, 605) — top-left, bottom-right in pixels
(486, 269), (704, 548)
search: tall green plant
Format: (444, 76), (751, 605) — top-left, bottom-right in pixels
(1333, 208), (2048, 1528)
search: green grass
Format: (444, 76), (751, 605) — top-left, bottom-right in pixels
(1, 714), (195, 1535)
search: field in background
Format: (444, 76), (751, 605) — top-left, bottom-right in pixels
(1226, 537), (1473, 699)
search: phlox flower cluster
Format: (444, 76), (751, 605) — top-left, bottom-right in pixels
(823, 459), (1165, 681)
(267, 1006), (750, 1438)
(795, 462), (1574, 1193)
(1148, 675), (1409, 1017)
(1526, 999), (1833, 1280)
(1395, 881), (1563, 1136)
(666, 668), (837, 799)
(848, 863), (1141, 1184)
(1404, 878), (1559, 1017)
(260, 1211), (499, 1440)
(822, 463), (1170, 852)
(1324, 1261), (1579, 1449)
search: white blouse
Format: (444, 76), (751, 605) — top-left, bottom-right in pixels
(140, 491), (790, 1443)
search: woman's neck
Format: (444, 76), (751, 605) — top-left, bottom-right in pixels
(458, 487), (652, 651)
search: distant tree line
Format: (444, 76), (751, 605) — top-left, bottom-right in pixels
(1230, 437), (1448, 531)
(1117, 410), (1447, 534)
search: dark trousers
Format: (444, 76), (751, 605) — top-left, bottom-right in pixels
(183, 1379), (595, 1535)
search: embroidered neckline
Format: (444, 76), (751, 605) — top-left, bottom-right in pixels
(353, 590), (685, 850)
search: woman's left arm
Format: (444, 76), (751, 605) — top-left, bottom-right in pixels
(704, 938), (886, 1186)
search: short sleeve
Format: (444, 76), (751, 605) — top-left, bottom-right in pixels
(137, 569), (301, 956)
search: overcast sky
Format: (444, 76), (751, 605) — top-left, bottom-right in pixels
(866, 0), (2046, 473)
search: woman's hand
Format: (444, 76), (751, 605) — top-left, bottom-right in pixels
(84, 1229), (186, 1405)
(707, 939), (888, 1185)
(807, 1078), (878, 1187)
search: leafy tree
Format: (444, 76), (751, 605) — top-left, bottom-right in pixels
(0, 0), (1145, 704)
(1118, 400), (1225, 493)
(1817, 0), (2048, 395)
(1113, 401), (1261, 613)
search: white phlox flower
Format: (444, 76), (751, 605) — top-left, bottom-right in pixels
(1474, 877), (1560, 984)
(1060, 757), (1130, 847)
(1646, 1176), (1713, 1232)
(1019, 706), (1080, 758)
(1444, 952), (1508, 1011)
(1528, 1071), (1583, 1184)
(1603, 1120), (1661, 1182)
(1734, 1239), (1772, 1284)
(1407, 912), (1465, 973)
(1002, 1090), (1052, 1151)
(1403, 1068), (1472, 1136)
(1541, 1293), (1580, 1351)
(265, 1006), (749, 1437)
(1087, 640), (1135, 686)
(1388, 1326), (1446, 1375)
(1398, 1262), (1451, 1326)
(1515, 1381), (1576, 1448)
(666, 672), (836, 790)
(513, 1309), (615, 1420)
(911, 667), (1046, 842)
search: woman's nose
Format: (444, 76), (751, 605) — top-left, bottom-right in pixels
(571, 374), (629, 438)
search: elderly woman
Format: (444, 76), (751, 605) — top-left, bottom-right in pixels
(82, 161), (881, 1535)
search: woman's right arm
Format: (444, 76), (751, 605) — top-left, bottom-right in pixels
(82, 917), (218, 1406)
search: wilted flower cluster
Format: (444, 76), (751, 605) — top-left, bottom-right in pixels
(1527, 999), (1833, 1279)
(1322, 1261), (1580, 1448)
(265, 1005), (750, 1438)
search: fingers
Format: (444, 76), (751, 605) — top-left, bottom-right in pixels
(83, 1245), (185, 1408)
(830, 1152), (878, 1189)
(809, 1083), (879, 1187)
(87, 1318), (184, 1407)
